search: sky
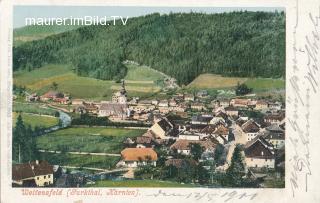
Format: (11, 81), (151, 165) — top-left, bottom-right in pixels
(14, 6), (285, 28)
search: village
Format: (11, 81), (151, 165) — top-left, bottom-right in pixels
(13, 79), (285, 188)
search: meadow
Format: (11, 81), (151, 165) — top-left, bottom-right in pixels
(13, 112), (59, 129)
(187, 73), (285, 93)
(13, 102), (58, 116)
(14, 64), (163, 100)
(36, 127), (146, 154)
(39, 152), (120, 169)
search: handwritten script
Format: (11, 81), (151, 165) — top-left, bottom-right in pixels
(146, 190), (258, 202)
(289, 0), (319, 197)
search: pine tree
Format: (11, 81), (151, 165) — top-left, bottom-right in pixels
(226, 144), (246, 186)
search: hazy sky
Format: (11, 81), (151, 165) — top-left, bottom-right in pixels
(14, 6), (284, 28)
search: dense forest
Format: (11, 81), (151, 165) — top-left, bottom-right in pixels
(13, 11), (285, 85)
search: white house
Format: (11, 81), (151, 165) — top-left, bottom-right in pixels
(120, 148), (157, 168)
(244, 136), (275, 168)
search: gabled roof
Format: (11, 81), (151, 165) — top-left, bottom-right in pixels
(241, 119), (260, 133)
(213, 125), (229, 135)
(244, 136), (274, 159)
(12, 160), (53, 181)
(157, 117), (173, 131)
(170, 140), (216, 151)
(121, 148), (157, 161)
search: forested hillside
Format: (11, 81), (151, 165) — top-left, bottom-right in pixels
(13, 11), (285, 85)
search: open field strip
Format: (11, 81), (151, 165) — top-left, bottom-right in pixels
(36, 127), (146, 154)
(13, 112), (59, 129)
(39, 152), (120, 169)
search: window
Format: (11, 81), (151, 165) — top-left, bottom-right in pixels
(48, 175), (51, 178)
(37, 177), (39, 180)
(44, 175), (46, 179)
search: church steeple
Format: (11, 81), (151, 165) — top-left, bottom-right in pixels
(120, 79), (126, 95)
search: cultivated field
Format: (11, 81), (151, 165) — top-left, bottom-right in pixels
(36, 127), (146, 154)
(13, 112), (59, 129)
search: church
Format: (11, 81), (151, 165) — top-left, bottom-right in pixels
(98, 80), (130, 120)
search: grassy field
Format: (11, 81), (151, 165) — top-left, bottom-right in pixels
(14, 64), (162, 100)
(39, 152), (120, 169)
(13, 112), (59, 129)
(88, 180), (196, 187)
(188, 74), (247, 89)
(125, 64), (165, 81)
(187, 73), (285, 92)
(13, 102), (58, 116)
(36, 127), (146, 154)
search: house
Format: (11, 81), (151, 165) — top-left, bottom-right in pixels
(190, 102), (206, 111)
(169, 99), (177, 107)
(148, 117), (176, 139)
(120, 148), (157, 167)
(255, 100), (269, 110)
(197, 90), (208, 98)
(213, 125), (229, 142)
(170, 104), (187, 112)
(151, 99), (159, 105)
(184, 94), (195, 101)
(268, 102), (282, 111)
(72, 99), (84, 105)
(230, 98), (250, 108)
(262, 124), (285, 149)
(40, 91), (65, 102)
(209, 116), (226, 126)
(224, 106), (239, 117)
(158, 100), (169, 107)
(12, 160), (54, 187)
(191, 114), (213, 125)
(244, 136), (275, 168)
(135, 136), (157, 148)
(241, 119), (261, 141)
(178, 132), (200, 141)
(98, 102), (129, 120)
(112, 80), (127, 104)
(264, 113), (285, 124)
(170, 140), (216, 155)
(25, 93), (39, 102)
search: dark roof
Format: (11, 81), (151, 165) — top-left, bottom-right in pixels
(12, 160), (53, 181)
(157, 118), (173, 131)
(264, 114), (285, 121)
(225, 106), (238, 111)
(170, 140), (216, 151)
(242, 120), (260, 133)
(244, 136), (274, 159)
(191, 114), (213, 123)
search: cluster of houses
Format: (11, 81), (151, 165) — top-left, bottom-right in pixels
(20, 80), (285, 185)
(114, 92), (285, 173)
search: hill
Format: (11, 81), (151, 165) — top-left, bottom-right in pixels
(13, 20), (82, 45)
(13, 11), (285, 85)
(13, 64), (162, 100)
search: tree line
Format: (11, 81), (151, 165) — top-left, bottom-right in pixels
(13, 11), (285, 85)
